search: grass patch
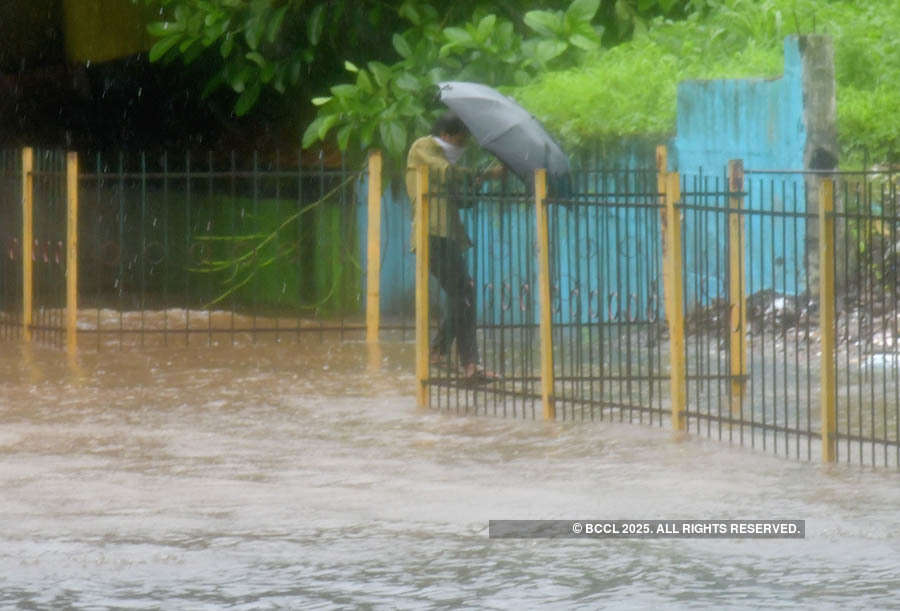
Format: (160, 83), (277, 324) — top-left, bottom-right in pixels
(510, 0), (900, 166)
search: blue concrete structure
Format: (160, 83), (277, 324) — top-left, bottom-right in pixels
(360, 36), (830, 317)
(674, 36), (810, 303)
(357, 179), (416, 318)
(357, 151), (662, 325)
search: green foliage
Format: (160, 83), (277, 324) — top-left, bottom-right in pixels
(144, 0), (311, 114)
(843, 180), (900, 292)
(304, 0), (607, 161)
(141, 0), (687, 154)
(143, 0), (900, 167)
(512, 0), (900, 166)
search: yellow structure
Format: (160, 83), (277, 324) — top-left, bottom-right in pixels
(728, 160), (748, 416)
(534, 169), (555, 421)
(66, 152), (79, 353)
(62, 0), (153, 64)
(414, 167), (430, 408)
(664, 172), (686, 431)
(366, 150), (383, 344)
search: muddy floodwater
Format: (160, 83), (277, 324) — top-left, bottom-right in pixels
(1, 338), (899, 609)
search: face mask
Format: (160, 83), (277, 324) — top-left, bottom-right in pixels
(434, 136), (465, 165)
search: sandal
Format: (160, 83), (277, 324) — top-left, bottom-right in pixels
(462, 363), (501, 383)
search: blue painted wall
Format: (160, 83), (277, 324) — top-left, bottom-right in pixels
(673, 36), (808, 303)
(357, 178), (416, 318)
(360, 36), (816, 318)
(359, 143), (664, 324)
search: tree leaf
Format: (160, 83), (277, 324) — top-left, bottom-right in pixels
(307, 4), (325, 46)
(356, 70), (374, 94)
(535, 39), (568, 63)
(330, 84), (357, 99)
(268, 5), (289, 43)
(181, 39), (204, 62)
(360, 121), (376, 148)
(229, 65), (253, 93)
(524, 10), (562, 37)
(317, 114), (338, 139)
(394, 72), (419, 91)
(178, 35), (198, 53)
(392, 33), (413, 58)
(312, 96), (333, 106)
(569, 33), (600, 51)
(234, 81), (261, 116)
(245, 16), (263, 50)
(565, 0), (600, 24)
(302, 114), (339, 149)
(220, 36), (234, 58)
(476, 14), (496, 42)
(302, 117), (326, 148)
(368, 62), (392, 89)
(201, 73), (225, 99)
(260, 63), (276, 83)
(443, 27), (473, 45)
(245, 51), (267, 67)
(379, 121), (407, 157)
(149, 35), (182, 62)
(336, 124), (353, 151)
(398, 2), (420, 26)
(344, 60), (359, 73)
(147, 21), (183, 37)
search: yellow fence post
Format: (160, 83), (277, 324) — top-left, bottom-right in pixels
(728, 160), (747, 417)
(819, 178), (836, 462)
(366, 149), (382, 344)
(415, 166), (430, 408)
(66, 151), (79, 353)
(664, 172), (686, 431)
(21, 147), (33, 342)
(534, 169), (555, 420)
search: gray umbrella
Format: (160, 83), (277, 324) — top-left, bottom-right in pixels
(437, 81), (570, 182)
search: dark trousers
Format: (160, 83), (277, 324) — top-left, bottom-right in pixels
(429, 236), (478, 366)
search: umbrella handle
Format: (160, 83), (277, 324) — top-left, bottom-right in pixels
(477, 160), (507, 182)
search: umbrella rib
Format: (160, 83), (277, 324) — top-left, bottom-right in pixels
(476, 121), (530, 146)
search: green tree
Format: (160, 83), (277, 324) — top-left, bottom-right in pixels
(142, 0), (690, 157)
(304, 0), (609, 160)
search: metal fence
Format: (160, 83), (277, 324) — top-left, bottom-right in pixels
(0, 148), (371, 349)
(0, 150), (23, 341)
(418, 164), (668, 422)
(414, 155), (900, 467)
(4, 143), (898, 467)
(679, 167), (820, 459)
(831, 169), (900, 465)
(425, 174), (541, 418)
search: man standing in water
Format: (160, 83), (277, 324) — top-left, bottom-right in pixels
(405, 111), (502, 381)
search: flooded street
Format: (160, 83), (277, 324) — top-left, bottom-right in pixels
(1, 339), (899, 609)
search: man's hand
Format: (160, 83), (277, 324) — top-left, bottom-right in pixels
(483, 161), (506, 180)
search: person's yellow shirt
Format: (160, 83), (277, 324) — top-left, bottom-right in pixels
(405, 135), (472, 249)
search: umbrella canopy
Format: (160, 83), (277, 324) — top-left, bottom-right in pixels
(437, 81), (570, 182)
